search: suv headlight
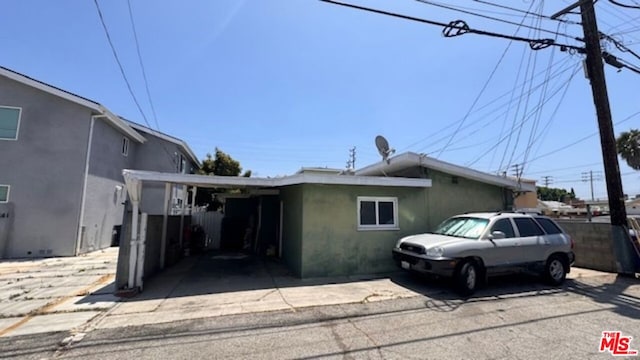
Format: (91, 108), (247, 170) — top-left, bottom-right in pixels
(425, 247), (444, 257)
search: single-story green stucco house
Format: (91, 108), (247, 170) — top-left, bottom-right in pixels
(117, 152), (535, 290)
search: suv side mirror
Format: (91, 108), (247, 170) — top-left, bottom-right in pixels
(490, 231), (506, 240)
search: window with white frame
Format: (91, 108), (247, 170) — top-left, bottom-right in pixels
(357, 196), (398, 230)
(121, 137), (129, 156)
(0, 106), (21, 140)
(0, 185), (9, 203)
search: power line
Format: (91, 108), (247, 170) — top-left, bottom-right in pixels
(93, 0), (152, 130)
(608, 0), (640, 9)
(466, 63), (583, 167)
(320, 0), (586, 52)
(520, 109), (640, 166)
(415, 0), (583, 40)
(472, 0), (583, 25)
(127, 0), (161, 131)
(401, 56), (575, 152)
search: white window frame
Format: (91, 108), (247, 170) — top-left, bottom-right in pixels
(0, 185), (10, 203)
(0, 106), (22, 141)
(357, 196), (399, 231)
(122, 137), (129, 156)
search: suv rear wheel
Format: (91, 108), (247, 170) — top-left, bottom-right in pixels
(544, 254), (567, 285)
(455, 260), (479, 296)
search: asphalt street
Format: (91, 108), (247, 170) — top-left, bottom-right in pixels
(2, 272), (638, 360)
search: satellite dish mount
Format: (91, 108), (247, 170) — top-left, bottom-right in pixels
(375, 135), (395, 164)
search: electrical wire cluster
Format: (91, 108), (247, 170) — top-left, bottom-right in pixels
(321, 0), (640, 187)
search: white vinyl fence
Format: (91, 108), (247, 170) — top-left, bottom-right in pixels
(192, 211), (224, 250)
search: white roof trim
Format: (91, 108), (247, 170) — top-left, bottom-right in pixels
(0, 67), (145, 143)
(125, 121), (199, 165)
(122, 169), (432, 189)
(356, 152), (535, 192)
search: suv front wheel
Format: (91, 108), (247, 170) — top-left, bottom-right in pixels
(544, 254), (567, 285)
(455, 260), (480, 296)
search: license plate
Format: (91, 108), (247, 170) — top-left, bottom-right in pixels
(401, 261), (410, 270)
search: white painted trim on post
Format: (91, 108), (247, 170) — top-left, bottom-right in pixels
(128, 201), (139, 290)
(160, 183), (171, 270)
(75, 115), (96, 256)
(136, 213), (147, 291)
(190, 186), (197, 215)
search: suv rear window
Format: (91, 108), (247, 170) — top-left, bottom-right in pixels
(534, 217), (563, 234)
(513, 218), (544, 237)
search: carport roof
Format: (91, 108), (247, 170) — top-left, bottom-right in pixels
(122, 169), (432, 189)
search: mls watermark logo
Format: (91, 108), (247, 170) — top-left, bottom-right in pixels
(599, 331), (638, 356)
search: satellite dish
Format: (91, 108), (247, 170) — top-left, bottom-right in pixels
(375, 135), (395, 163)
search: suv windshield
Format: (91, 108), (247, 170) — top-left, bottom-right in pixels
(434, 217), (489, 239)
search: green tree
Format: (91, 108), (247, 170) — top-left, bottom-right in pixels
(616, 129), (640, 170)
(537, 186), (575, 202)
(196, 148), (251, 209)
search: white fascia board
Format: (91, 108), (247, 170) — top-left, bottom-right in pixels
(356, 152), (535, 192)
(126, 122), (199, 166)
(278, 173), (432, 187)
(0, 67), (146, 144)
(122, 170), (432, 189)
(0, 67), (101, 111)
(100, 107), (146, 143)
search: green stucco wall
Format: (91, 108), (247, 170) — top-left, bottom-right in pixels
(294, 172), (510, 278)
(425, 169), (507, 228)
(299, 184), (429, 278)
(280, 186), (304, 276)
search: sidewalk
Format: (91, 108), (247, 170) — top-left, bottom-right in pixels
(0, 249), (622, 337)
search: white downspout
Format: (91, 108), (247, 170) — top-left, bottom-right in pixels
(160, 182), (171, 270)
(128, 200), (139, 289)
(136, 213), (148, 291)
(75, 115), (98, 256)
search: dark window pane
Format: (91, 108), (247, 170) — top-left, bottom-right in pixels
(360, 201), (376, 225)
(514, 218), (544, 237)
(535, 218), (563, 234)
(378, 201), (395, 225)
(0, 186), (7, 202)
(491, 219), (515, 238)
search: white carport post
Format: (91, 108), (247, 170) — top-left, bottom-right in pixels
(160, 182), (171, 270)
(191, 186), (197, 215)
(179, 185), (187, 248)
(124, 176), (142, 290)
(136, 213), (148, 291)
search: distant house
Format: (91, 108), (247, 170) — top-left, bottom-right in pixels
(118, 151), (534, 288)
(0, 66), (198, 259)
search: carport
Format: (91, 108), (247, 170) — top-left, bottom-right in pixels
(119, 169), (431, 292)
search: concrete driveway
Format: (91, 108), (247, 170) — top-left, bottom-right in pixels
(1, 248), (635, 341)
(0, 248), (119, 337)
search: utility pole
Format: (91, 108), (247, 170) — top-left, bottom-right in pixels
(553, 0), (634, 273)
(511, 164), (522, 180)
(346, 146), (356, 170)
(541, 175), (553, 188)
(581, 170), (603, 201)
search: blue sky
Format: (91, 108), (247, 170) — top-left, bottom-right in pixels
(2, 0), (639, 200)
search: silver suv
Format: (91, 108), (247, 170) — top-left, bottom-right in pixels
(392, 212), (575, 295)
